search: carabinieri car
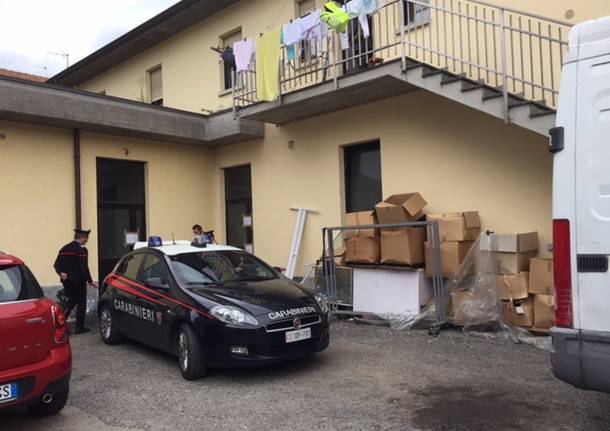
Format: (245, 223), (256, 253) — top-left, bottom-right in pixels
(98, 241), (330, 379)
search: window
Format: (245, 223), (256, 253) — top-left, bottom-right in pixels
(344, 141), (382, 213)
(149, 66), (163, 105)
(138, 254), (170, 285)
(120, 253), (146, 280)
(403, 0), (430, 27)
(221, 29), (242, 91)
(170, 251), (277, 285)
(0, 265), (43, 303)
(297, 0), (316, 17)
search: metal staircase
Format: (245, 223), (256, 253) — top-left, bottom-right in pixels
(233, 0), (572, 137)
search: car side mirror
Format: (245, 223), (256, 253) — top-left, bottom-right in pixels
(145, 277), (169, 290)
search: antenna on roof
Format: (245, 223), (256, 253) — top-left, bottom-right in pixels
(171, 232), (176, 245)
(46, 51), (70, 69)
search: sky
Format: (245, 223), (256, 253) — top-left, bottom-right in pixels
(0, 0), (181, 78)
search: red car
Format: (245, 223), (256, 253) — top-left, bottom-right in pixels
(0, 252), (71, 416)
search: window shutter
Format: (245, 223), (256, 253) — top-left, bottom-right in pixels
(222, 30), (242, 48)
(150, 67), (162, 102)
(298, 0), (316, 17)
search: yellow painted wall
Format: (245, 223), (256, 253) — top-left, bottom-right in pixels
(0, 120), (215, 286)
(78, 0), (610, 113)
(0, 120), (74, 285)
(214, 91), (552, 275)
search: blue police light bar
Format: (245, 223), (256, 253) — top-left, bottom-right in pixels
(148, 236), (163, 247)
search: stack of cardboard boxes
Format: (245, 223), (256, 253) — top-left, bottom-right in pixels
(344, 193), (428, 266)
(424, 212), (481, 277)
(485, 232), (555, 332)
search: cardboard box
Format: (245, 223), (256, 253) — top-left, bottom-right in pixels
(533, 294), (556, 329)
(424, 241), (473, 277)
(496, 251), (538, 275)
(344, 211), (377, 239)
(333, 247), (346, 266)
(529, 258), (554, 295)
(427, 212), (481, 242)
(502, 297), (534, 327)
(374, 193), (427, 224)
(497, 272), (529, 301)
(345, 237), (380, 264)
(480, 232), (539, 253)
(380, 227), (426, 265)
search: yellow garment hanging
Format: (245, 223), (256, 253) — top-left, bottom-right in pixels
(256, 27), (282, 102)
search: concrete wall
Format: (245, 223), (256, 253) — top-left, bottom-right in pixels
(214, 91), (552, 275)
(0, 120), (215, 286)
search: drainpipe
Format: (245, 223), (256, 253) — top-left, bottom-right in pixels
(74, 129), (82, 229)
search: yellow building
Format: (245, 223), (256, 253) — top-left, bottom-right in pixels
(2, 0), (610, 286)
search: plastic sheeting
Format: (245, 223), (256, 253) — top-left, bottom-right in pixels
(53, 284), (98, 320)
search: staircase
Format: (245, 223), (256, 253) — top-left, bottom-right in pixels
(233, 0), (572, 137)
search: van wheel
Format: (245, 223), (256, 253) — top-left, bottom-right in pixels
(28, 385), (69, 417)
(99, 305), (123, 345)
(177, 324), (206, 380)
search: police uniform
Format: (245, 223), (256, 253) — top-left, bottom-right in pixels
(54, 229), (93, 333)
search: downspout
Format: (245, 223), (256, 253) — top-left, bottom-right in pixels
(74, 129), (82, 229)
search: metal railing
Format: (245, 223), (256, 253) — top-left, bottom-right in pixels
(233, 0), (572, 121)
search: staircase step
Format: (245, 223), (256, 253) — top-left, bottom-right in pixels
(508, 93), (528, 108)
(404, 58), (423, 70)
(422, 65), (447, 78)
(530, 102), (556, 118)
(482, 86), (503, 101)
(441, 73), (467, 86)
(461, 79), (486, 93)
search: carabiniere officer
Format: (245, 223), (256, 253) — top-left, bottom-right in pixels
(53, 228), (97, 334)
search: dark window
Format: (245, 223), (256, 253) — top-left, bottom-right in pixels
(138, 254), (170, 284)
(121, 254), (146, 281)
(0, 265), (44, 303)
(403, 0), (430, 26)
(344, 141), (382, 213)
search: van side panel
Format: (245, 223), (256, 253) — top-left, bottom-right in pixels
(576, 53), (610, 332)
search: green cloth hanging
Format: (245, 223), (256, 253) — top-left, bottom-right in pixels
(256, 27), (282, 102)
(321, 1), (350, 33)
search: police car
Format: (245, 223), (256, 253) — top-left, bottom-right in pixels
(98, 239), (330, 380)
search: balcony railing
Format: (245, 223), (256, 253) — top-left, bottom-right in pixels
(233, 0), (572, 121)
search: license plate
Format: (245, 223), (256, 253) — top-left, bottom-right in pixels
(285, 327), (311, 343)
(0, 383), (18, 404)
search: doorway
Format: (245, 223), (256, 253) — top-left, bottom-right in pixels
(96, 159), (146, 283)
(224, 165), (253, 252)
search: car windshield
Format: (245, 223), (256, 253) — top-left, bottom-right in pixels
(169, 250), (278, 285)
(0, 264), (44, 303)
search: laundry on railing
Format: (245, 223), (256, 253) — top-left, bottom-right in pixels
(321, 1), (350, 33)
(344, 0), (384, 38)
(233, 38), (256, 72)
(255, 27), (282, 101)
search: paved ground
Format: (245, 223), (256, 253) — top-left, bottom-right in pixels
(2, 319), (610, 431)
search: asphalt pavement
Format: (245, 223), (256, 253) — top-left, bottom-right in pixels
(2, 319), (610, 431)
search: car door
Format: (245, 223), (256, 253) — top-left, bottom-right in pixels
(132, 253), (175, 351)
(112, 252), (147, 339)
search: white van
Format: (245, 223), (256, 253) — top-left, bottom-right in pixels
(551, 16), (610, 393)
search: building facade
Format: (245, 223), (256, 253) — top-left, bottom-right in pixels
(2, 0), (610, 285)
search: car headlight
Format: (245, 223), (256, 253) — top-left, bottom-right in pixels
(314, 293), (329, 313)
(211, 305), (258, 326)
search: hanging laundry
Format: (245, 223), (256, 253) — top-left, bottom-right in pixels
(233, 39), (256, 72)
(281, 27), (297, 61)
(300, 10), (322, 42)
(321, 1), (350, 33)
(256, 27), (282, 102)
(340, 31), (350, 50)
(220, 46), (236, 71)
(345, 0), (382, 38)
(282, 19), (302, 45)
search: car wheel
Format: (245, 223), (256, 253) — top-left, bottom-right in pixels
(28, 385), (69, 417)
(177, 324), (206, 380)
(99, 305), (123, 345)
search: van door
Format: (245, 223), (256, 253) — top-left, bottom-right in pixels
(575, 53), (610, 332)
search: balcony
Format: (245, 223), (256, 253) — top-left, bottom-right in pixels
(233, 0), (572, 136)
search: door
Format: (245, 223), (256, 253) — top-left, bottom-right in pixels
(133, 253), (173, 349)
(344, 141), (382, 213)
(342, 15), (373, 75)
(225, 165), (253, 252)
(97, 159), (146, 283)
(575, 54), (610, 332)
